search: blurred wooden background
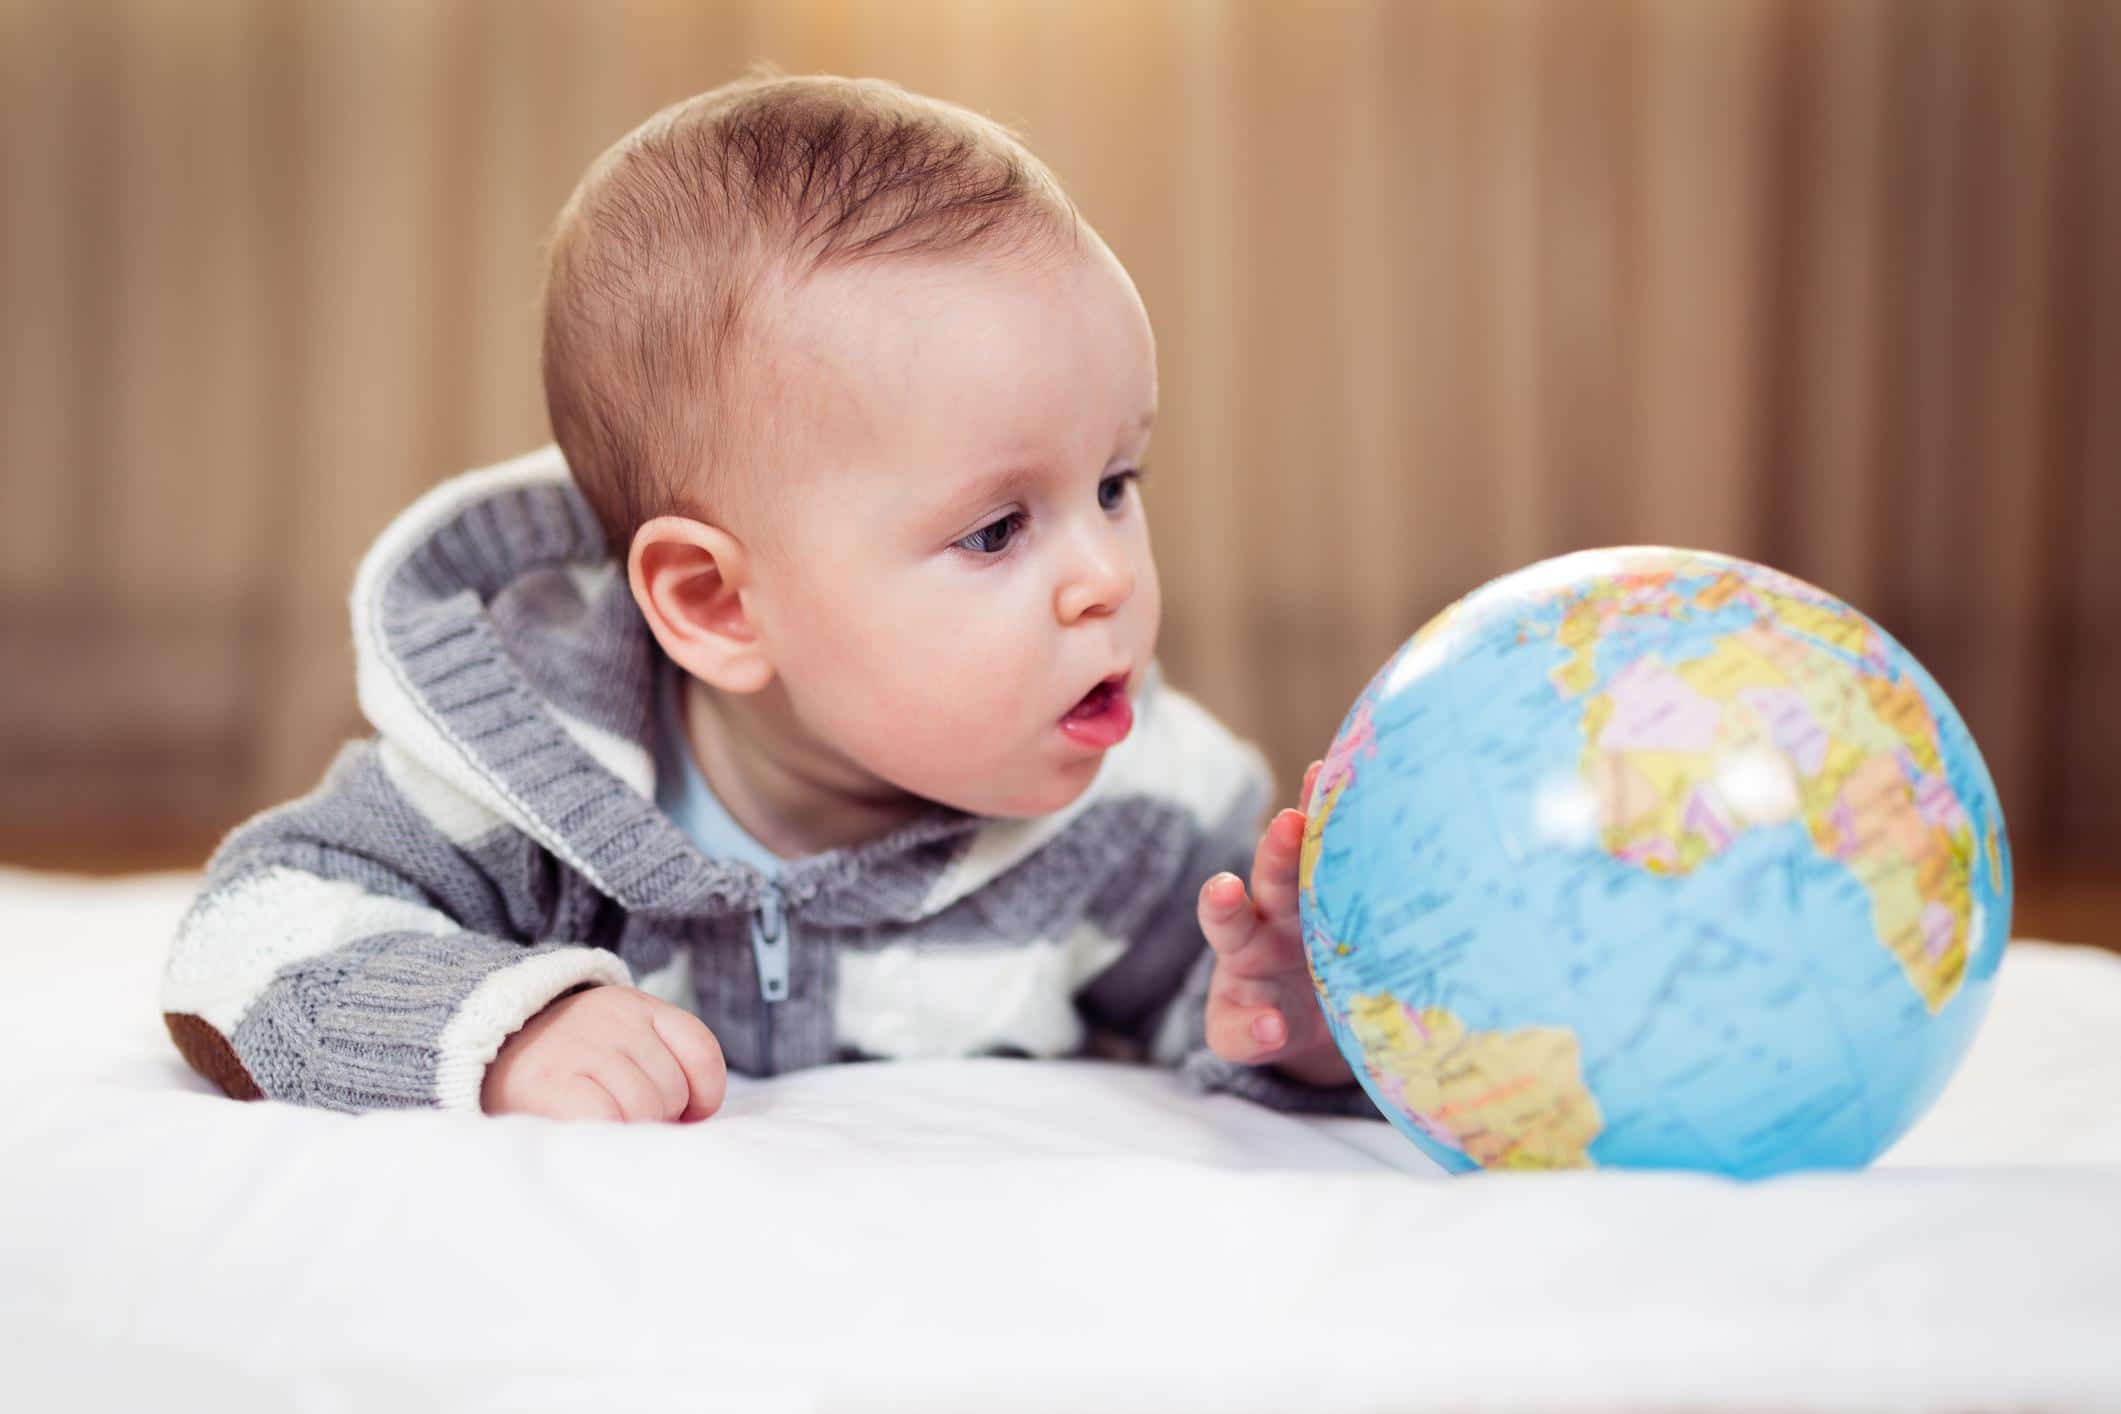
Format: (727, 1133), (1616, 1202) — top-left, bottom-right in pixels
(2, 0), (2117, 943)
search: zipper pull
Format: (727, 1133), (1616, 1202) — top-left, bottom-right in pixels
(749, 880), (789, 1003)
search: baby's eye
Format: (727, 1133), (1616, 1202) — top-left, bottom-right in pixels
(957, 511), (1026, 557)
(1099, 468), (1143, 512)
(956, 469), (1145, 558)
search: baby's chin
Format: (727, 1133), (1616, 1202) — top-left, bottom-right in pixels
(920, 761), (1103, 822)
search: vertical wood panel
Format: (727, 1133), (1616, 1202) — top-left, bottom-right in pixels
(254, 0), (461, 794)
(463, 0), (547, 469)
(1479, 0), (1554, 566)
(1235, 2), (1364, 763)
(1541, 0), (1639, 551)
(1394, 4), (1499, 615)
(103, 1), (257, 605)
(1889, 0), (1972, 684)
(2053, 0), (2120, 863)
(1164, 0), (1246, 719)
(61, 0), (125, 587)
(1962, 0), (2063, 845)
(1777, 0), (1890, 611)
(1632, 0), (1774, 554)
(1333, 0), (1415, 705)
(0, 0), (84, 593)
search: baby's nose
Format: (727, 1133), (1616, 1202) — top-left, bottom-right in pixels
(1055, 546), (1136, 621)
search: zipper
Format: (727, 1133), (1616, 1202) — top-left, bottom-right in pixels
(750, 879), (790, 1074)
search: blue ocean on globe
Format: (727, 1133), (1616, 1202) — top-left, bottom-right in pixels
(1297, 547), (2012, 1178)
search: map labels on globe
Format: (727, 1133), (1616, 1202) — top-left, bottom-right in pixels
(1297, 547), (2012, 1179)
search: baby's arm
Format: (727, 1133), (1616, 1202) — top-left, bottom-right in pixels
(160, 736), (718, 1120)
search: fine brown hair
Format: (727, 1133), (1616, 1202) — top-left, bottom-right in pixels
(540, 63), (1087, 558)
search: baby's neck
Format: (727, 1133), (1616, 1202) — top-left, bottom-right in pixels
(676, 672), (932, 862)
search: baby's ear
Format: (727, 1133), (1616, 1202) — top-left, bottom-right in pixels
(627, 515), (774, 693)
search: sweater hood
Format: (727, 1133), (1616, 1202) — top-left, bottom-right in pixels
(350, 445), (1250, 928)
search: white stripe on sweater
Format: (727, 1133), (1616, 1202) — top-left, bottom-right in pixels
(833, 918), (1129, 1060)
(552, 704), (655, 801)
(632, 943), (694, 1009)
(162, 867), (471, 1030)
(377, 740), (507, 847)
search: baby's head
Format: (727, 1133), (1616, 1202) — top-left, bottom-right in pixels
(542, 68), (1161, 826)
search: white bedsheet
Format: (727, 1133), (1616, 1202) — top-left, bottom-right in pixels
(2, 866), (2117, 1412)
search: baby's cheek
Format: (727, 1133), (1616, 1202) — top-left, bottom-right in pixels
(817, 587), (1053, 788)
(835, 653), (995, 760)
(900, 676), (1016, 755)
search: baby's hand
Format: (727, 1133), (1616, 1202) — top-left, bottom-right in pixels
(1196, 760), (1355, 1089)
(482, 984), (727, 1123)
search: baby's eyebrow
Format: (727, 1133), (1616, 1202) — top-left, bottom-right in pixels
(941, 463), (1043, 518)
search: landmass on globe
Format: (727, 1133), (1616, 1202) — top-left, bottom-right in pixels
(1552, 564), (1979, 1012)
(1345, 992), (1603, 1169)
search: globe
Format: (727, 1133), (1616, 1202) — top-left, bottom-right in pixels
(1298, 547), (2012, 1178)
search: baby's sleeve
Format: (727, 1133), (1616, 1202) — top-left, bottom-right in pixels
(1072, 744), (1383, 1121)
(159, 736), (630, 1114)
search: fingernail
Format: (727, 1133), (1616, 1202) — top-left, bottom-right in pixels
(1252, 1013), (1283, 1046)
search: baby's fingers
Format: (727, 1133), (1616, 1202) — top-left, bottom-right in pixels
(1248, 808), (1307, 929)
(536, 1073), (625, 1123)
(1199, 872), (1266, 959)
(651, 1007), (727, 1123)
(586, 1053), (672, 1123)
(1205, 996), (1291, 1065)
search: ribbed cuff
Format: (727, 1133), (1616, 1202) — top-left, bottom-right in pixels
(430, 944), (634, 1111)
(282, 930), (631, 1113)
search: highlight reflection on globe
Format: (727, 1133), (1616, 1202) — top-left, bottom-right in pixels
(1298, 547), (2012, 1178)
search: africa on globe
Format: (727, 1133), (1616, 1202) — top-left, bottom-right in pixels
(1297, 547), (2012, 1178)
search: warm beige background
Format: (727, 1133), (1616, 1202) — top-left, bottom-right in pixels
(3, 1), (2117, 916)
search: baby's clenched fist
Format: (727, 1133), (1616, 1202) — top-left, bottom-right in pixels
(481, 983), (727, 1124)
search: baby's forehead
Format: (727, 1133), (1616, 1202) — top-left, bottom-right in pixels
(735, 245), (1149, 514)
(775, 250), (1145, 414)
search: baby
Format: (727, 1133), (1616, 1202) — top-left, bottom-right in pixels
(160, 67), (1378, 1126)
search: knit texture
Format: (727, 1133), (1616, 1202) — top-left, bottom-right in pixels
(160, 444), (1383, 1121)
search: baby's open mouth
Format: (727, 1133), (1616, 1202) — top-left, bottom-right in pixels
(1058, 672), (1134, 750)
(1063, 672), (1129, 720)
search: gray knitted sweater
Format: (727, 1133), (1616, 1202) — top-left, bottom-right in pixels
(159, 445), (1381, 1121)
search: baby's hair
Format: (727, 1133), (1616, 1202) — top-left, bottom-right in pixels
(540, 63), (1086, 557)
